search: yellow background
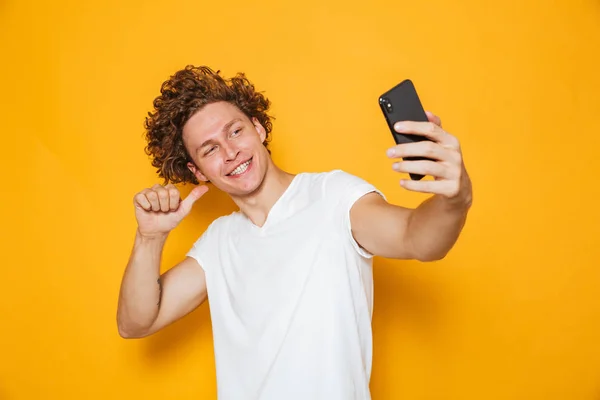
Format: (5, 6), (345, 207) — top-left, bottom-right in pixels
(1, 0), (599, 398)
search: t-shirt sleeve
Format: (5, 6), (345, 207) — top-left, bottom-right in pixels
(323, 169), (387, 258)
(185, 219), (217, 273)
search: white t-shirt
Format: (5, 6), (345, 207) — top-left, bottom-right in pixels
(186, 169), (385, 400)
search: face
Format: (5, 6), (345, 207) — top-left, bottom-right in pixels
(183, 101), (269, 197)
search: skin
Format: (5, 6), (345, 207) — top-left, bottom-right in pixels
(183, 101), (298, 228)
(352, 111), (473, 261)
(116, 101), (472, 338)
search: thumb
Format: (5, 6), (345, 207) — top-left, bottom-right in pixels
(178, 185), (209, 216)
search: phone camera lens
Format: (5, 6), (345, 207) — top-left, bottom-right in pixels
(380, 97), (393, 113)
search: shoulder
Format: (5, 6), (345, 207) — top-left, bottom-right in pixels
(323, 169), (368, 186)
(190, 211), (240, 244)
(296, 169), (376, 192)
(292, 169), (387, 217)
(320, 169), (386, 202)
(315, 170), (387, 258)
(185, 212), (240, 265)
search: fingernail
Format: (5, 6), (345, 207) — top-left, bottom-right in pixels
(387, 148), (395, 157)
(394, 122), (406, 131)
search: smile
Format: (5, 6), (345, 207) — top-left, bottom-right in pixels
(228, 158), (252, 176)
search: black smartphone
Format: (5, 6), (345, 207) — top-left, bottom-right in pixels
(379, 79), (431, 181)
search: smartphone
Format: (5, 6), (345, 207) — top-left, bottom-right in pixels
(378, 79), (431, 181)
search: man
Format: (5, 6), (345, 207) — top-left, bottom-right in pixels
(116, 65), (473, 399)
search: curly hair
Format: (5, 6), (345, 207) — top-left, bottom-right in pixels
(143, 65), (274, 185)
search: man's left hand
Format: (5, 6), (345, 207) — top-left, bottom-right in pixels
(386, 111), (472, 207)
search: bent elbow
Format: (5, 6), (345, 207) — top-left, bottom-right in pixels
(118, 326), (148, 339)
(415, 251), (448, 262)
(117, 324), (136, 339)
(117, 319), (150, 339)
(118, 327), (136, 339)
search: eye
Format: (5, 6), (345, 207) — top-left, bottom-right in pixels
(231, 128), (242, 137)
(204, 145), (217, 156)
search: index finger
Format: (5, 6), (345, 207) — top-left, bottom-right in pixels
(166, 184), (180, 211)
(393, 121), (448, 143)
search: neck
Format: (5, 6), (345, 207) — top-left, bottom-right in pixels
(230, 160), (296, 227)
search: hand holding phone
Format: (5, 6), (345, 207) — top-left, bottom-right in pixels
(378, 79), (432, 180)
(377, 79), (472, 205)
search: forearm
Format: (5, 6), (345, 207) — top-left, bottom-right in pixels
(406, 194), (471, 261)
(117, 230), (167, 336)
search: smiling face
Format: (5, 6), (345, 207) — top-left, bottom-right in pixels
(183, 101), (271, 197)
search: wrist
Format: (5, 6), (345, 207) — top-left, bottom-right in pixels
(439, 191), (472, 212)
(136, 229), (169, 243)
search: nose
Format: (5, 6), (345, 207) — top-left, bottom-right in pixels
(223, 142), (239, 162)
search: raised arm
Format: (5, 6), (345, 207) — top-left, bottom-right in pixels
(116, 183), (209, 338)
(350, 191), (470, 261)
(350, 111), (473, 261)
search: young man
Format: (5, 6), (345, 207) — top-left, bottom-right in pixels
(116, 65), (473, 399)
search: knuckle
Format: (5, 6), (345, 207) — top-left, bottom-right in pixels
(453, 150), (462, 163)
(133, 193), (145, 204)
(448, 181), (460, 197)
(424, 142), (436, 157)
(428, 122), (437, 133)
(454, 155), (463, 168)
(451, 165), (460, 179)
(156, 188), (168, 199)
(450, 137), (460, 149)
(442, 133), (459, 148)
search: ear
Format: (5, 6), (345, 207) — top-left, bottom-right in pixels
(252, 117), (267, 143)
(187, 161), (209, 182)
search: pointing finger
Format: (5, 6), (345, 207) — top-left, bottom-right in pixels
(393, 121), (445, 142)
(393, 121), (460, 149)
(167, 186), (180, 211)
(155, 186), (170, 212)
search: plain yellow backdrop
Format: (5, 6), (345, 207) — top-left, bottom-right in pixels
(1, 0), (599, 398)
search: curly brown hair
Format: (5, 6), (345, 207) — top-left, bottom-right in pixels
(143, 65), (274, 185)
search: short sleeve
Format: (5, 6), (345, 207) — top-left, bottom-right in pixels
(323, 169), (386, 258)
(185, 219), (218, 273)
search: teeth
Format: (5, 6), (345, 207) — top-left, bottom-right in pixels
(229, 160), (251, 176)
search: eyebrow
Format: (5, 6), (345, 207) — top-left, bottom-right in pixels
(198, 118), (243, 150)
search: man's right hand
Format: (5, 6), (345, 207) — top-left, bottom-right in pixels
(133, 183), (209, 239)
